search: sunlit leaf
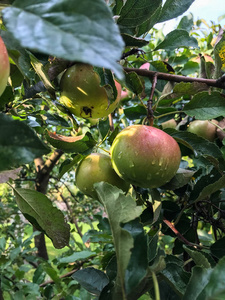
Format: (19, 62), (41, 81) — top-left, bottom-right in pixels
(154, 29), (198, 51)
(3, 0), (124, 78)
(183, 92), (225, 119)
(13, 188), (70, 249)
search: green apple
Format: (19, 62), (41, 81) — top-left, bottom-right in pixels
(59, 63), (121, 119)
(111, 125), (181, 188)
(187, 119), (218, 141)
(161, 119), (177, 129)
(75, 153), (130, 199)
(0, 37), (10, 96)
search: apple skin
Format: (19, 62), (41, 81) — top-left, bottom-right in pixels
(187, 120), (218, 141)
(75, 153), (130, 199)
(0, 37), (10, 96)
(161, 119), (177, 129)
(59, 63), (121, 119)
(111, 125), (181, 188)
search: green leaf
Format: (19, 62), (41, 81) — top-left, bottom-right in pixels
(181, 61), (199, 76)
(136, 4), (162, 36)
(123, 219), (148, 296)
(197, 257), (225, 300)
(113, 0), (123, 15)
(190, 171), (225, 203)
(0, 114), (50, 172)
(0, 86), (14, 110)
(94, 182), (142, 299)
(158, 0), (194, 23)
(152, 200), (162, 225)
(46, 131), (96, 153)
(72, 267), (109, 296)
(177, 13), (194, 32)
(183, 91), (225, 119)
(93, 68), (117, 105)
(43, 113), (70, 127)
(160, 263), (190, 296)
(121, 34), (149, 47)
(162, 168), (195, 190)
(58, 154), (83, 180)
(98, 118), (110, 141)
(210, 237), (225, 259)
(183, 266), (212, 300)
(3, 0), (124, 79)
(154, 29), (198, 51)
(183, 246), (211, 268)
(124, 105), (146, 120)
(174, 82), (208, 96)
(124, 71), (144, 95)
(58, 250), (94, 264)
(13, 188), (70, 249)
(117, 0), (162, 29)
(148, 235), (158, 263)
(29, 53), (55, 96)
(165, 129), (223, 160)
(1, 30), (34, 79)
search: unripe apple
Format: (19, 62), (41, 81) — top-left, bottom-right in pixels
(75, 153), (130, 199)
(111, 125), (181, 188)
(161, 119), (177, 129)
(59, 63), (121, 119)
(187, 119), (218, 141)
(0, 37), (10, 96)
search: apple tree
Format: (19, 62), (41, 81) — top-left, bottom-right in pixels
(1, 0), (225, 299)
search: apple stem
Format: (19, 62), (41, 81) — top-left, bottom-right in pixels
(147, 72), (157, 126)
(108, 113), (114, 131)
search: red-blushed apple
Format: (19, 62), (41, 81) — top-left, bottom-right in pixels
(75, 153), (130, 199)
(0, 37), (10, 96)
(111, 125), (181, 188)
(140, 62), (150, 70)
(187, 119), (218, 141)
(59, 63), (121, 120)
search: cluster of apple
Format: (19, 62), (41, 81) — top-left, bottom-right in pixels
(75, 125), (181, 198)
(60, 64), (182, 196)
(0, 35), (220, 197)
(59, 63), (224, 198)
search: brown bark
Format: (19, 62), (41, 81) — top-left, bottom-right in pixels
(34, 149), (64, 261)
(123, 67), (225, 89)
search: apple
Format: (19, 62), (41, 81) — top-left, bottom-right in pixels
(59, 63), (121, 119)
(216, 118), (225, 141)
(111, 125), (181, 188)
(187, 119), (218, 141)
(161, 119), (177, 129)
(0, 37), (10, 96)
(75, 153), (130, 199)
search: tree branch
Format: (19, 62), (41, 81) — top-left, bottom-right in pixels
(163, 218), (203, 249)
(123, 67), (225, 89)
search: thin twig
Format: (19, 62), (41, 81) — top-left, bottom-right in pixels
(163, 218), (205, 249)
(39, 263), (85, 287)
(123, 67), (225, 89)
(108, 113), (114, 131)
